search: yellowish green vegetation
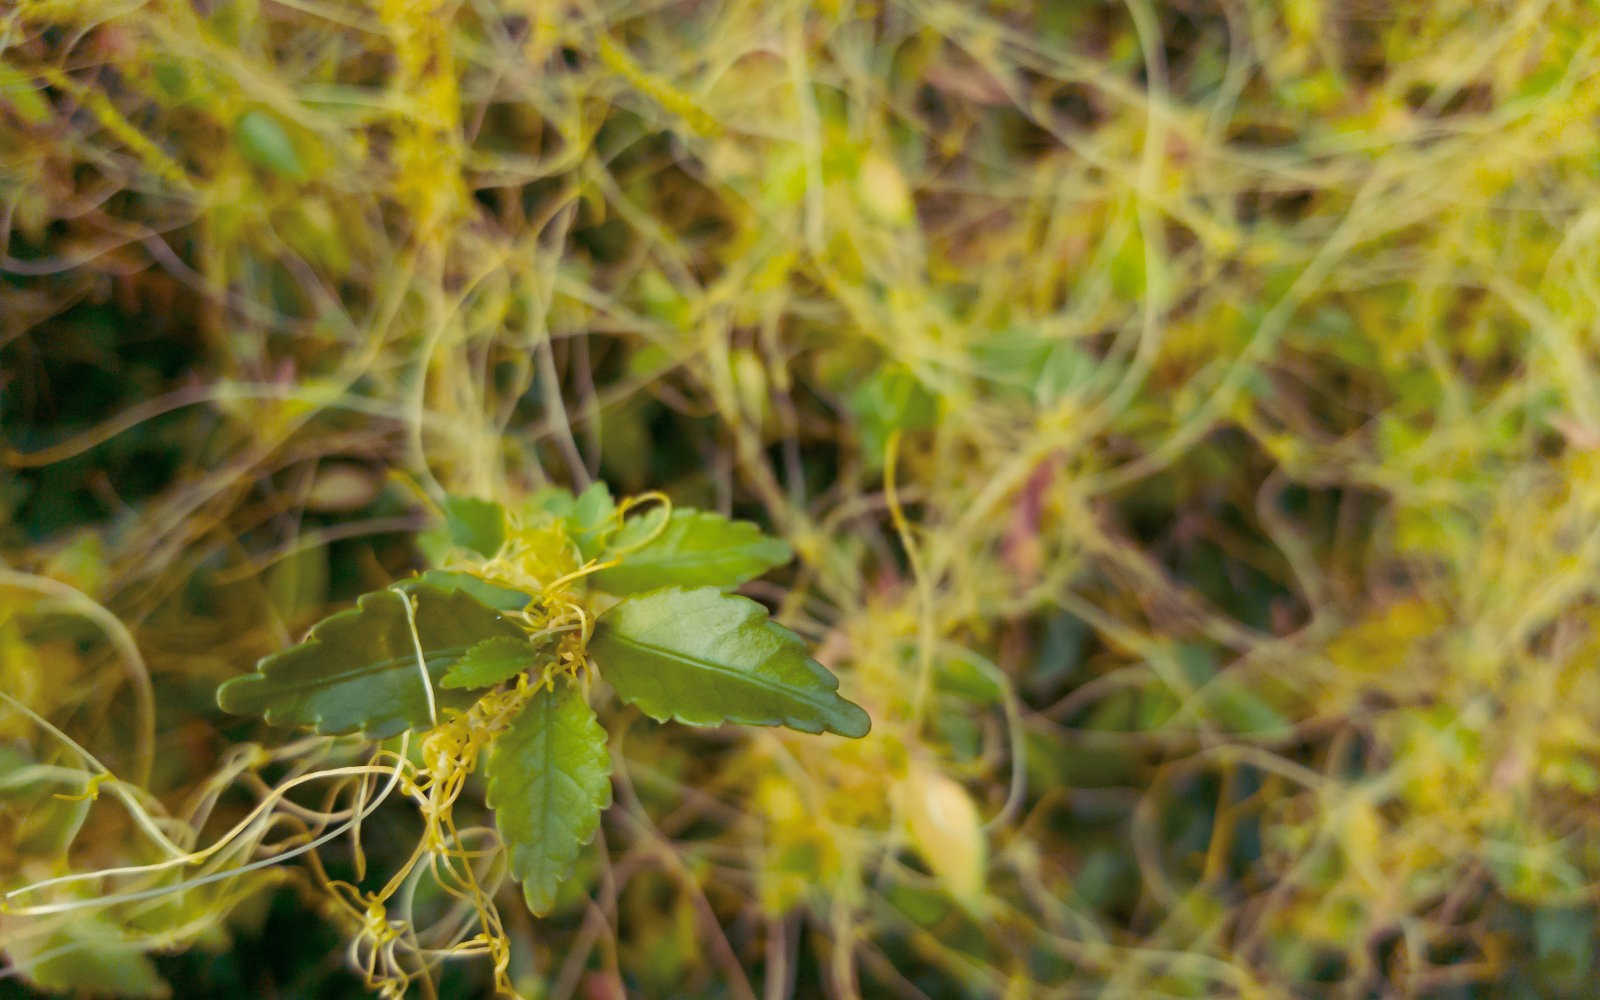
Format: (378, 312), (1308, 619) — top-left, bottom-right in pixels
(4, 0), (1600, 996)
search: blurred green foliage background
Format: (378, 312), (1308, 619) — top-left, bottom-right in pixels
(5, 0), (1600, 996)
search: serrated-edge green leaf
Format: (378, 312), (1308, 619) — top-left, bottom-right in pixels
(487, 681), (612, 916)
(403, 570), (531, 611)
(589, 587), (870, 738)
(591, 508), (793, 594)
(217, 585), (522, 737)
(440, 635), (543, 690)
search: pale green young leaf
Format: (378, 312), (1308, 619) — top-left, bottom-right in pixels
(569, 481), (617, 559)
(591, 508), (793, 594)
(217, 585), (523, 737)
(513, 483), (620, 560)
(589, 587), (870, 738)
(487, 680), (612, 916)
(520, 485), (577, 519)
(440, 635), (548, 690)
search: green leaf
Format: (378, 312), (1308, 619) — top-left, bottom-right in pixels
(419, 495), (506, 562)
(971, 327), (1092, 405)
(517, 483), (617, 558)
(848, 364), (939, 467)
(440, 635), (545, 690)
(589, 587), (870, 738)
(591, 508), (792, 594)
(265, 544), (328, 621)
(936, 647), (1004, 705)
(8, 916), (171, 999)
(405, 569), (531, 612)
(569, 482), (617, 559)
(217, 585), (523, 737)
(487, 680), (612, 916)
(0, 754), (92, 856)
(235, 110), (305, 180)
(521, 485), (577, 519)
(1201, 680), (1288, 734)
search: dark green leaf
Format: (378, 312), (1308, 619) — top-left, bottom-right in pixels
(591, 508), (792, 594)
(487, 680), (612, 916)
(589, 587), (870, 738)
(217, 585), (522, 737)
(1025, 611), (1087, 698)
(440, 635), (546, 690)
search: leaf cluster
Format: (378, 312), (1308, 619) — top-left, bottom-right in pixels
(216, 486), (867, 915)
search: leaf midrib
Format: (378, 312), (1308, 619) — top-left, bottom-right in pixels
(599, 629), (838, 716)
(532, 692), (558, 885)
(260, 645), (475, 694)
(614, 546), (774, 569)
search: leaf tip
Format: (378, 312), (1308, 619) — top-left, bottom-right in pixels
(830, 699), (872, 739)
(215, 674), (259, 716)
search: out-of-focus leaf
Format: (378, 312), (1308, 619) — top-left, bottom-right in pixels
(936, 647), (1004, 705)
(1026, 610), (1087, 698)
(599, 397), (655, 492)
(7, 916), (171, 998)
(265, 545), (328, 622)
(901, 763), (987, 911)
(487, 680), (612, 916)
(0, 757), (92, 856)
(849, 365), (938, 465)
(235, 110), (305, 180)
(590, 586), (870, 738)
(882, 880), (952, 928)
(302, 462), (381, 513)
(857, 150), (914, 225)
(217, 585), (522, 737)
(972, 328), (1092, 405)
(1202, 679), (1289, 734)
